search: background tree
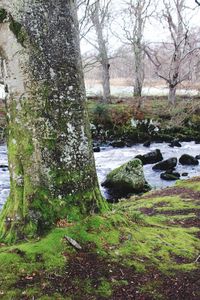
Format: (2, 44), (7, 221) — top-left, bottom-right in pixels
(0, 0), (107, 242)
(79, 0), (112, 102)
(119, 0), (153, 96)
(145, 0), (200, 104)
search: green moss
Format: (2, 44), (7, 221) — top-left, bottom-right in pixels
(96, 279), (112, 297)
(0, 182), (199, 298)
(9, 17), (26, 46)
(176, 179), (200, 191)
(0, 9), (7, 23)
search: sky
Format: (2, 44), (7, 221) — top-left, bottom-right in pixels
(79, 0), (200, 54)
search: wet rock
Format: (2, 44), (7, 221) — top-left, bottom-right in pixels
(179, 154), (199, 165)
(182, 173), (188, 177)
(169, 140), (182, 147)
(153, 157), (177, 171)
(195, 155), (200, 159)
(0, 164), (8, 168)
(126, 140), (135, 147)
(102, 158), (151, 197)
(143, 140), (151, 147)
(93, 146), (100, 153)
(135, 149), (163, 165)
(110, 140), (126, 148)
(160, 171), (180, 181)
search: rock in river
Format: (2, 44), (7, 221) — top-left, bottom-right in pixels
(160, 171), (180, 181)
(179, 154), (199, 166)
(93, 146), (100, 153)
(135, 149), (163, 165)
(110, 140), (126, 148)
(169, 140), (182, 148)
(102, 158), (150, 197)
(143, 140), (151, 147)
(153, 157), (177, 171)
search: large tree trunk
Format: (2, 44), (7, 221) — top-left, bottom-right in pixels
(0, 0), (107, 242)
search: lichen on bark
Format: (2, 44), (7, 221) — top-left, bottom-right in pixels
(0, 0), (108, 243)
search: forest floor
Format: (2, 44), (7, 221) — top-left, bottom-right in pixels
(0, 177), (200, 299)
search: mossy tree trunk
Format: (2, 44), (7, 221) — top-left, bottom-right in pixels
(0, 0), (107, 242)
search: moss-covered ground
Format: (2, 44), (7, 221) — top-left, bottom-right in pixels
(0, 177), (200, 299)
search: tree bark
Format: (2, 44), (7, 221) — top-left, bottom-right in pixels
(167, 0), (185, 104)
(0, 0), (107, 242)
(102, 61), (111, 102)
(168, 85), (177, 105)
(132, 2), (144, 97)
(133, 47), (143, 97)
(90, 0), (111, 102)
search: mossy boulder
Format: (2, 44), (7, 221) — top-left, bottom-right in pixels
(102, 159), (150, 198)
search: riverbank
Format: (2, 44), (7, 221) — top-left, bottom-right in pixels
(88, 96), (200, 146)
(0, 177), (199, 299)
(1, 96), (200, 145)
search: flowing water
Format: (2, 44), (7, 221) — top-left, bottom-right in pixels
(1, 142), (200, 208)
(94, 142), (200, 199)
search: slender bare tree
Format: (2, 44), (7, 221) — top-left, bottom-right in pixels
(78, 0), (112, 102)
(145, 0), (200, 104)
(120, 0), (153, 96)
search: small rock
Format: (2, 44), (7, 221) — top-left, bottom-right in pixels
(160, 171), (180, 181)
(110, 140), (125, 148)
(169, 140), (182, 147)
(93, 146), (100, 153)
(135, 149), (163, 165)
(153, 157), (177, 171)
(0, 165), (8, 168)
(143, 140), (151, 147)
(196, 155), (200, 159)
(182, 173), (188, 177)
(179, 154), (199, 165)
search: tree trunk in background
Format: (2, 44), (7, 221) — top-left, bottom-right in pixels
(167, 0), (185, 104)
(0, 0), (107, 242)
(102, 61), (111, 102)
(90, 0), (111, 102)
(168, 85), (177, 105)
(133, 45), (144, 97)
(133, 2), (144, 97)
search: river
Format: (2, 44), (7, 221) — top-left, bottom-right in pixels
(1, 141), (200, 208)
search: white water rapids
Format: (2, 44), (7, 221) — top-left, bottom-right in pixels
(1, 141), (200, 207)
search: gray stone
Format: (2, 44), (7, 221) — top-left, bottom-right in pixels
(102, 158), (151, 195)
(153, 157), (177, 171)
(179, 154), (199, 165)
(136, 149), (163, 165)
